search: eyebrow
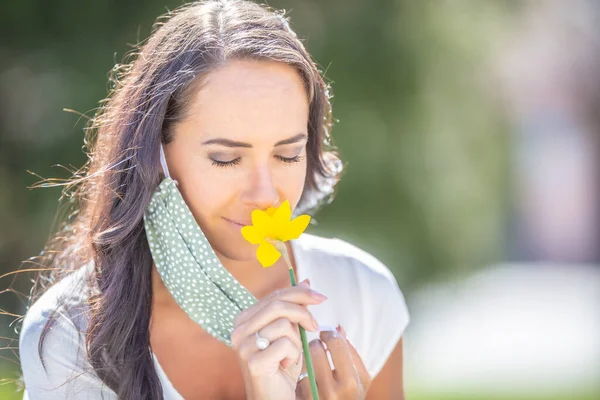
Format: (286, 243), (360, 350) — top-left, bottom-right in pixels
(202, 133), (308, 148)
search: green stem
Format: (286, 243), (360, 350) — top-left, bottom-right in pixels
(274, 240), (319, 400)
(288, 267), (320, 400)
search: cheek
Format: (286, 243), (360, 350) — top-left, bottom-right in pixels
(276, 162), (308, 205)
(178, 170), (235, 225)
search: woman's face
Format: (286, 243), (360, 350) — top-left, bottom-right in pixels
(164, 59), (309, 262)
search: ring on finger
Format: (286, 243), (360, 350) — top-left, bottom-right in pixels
(297, 372), (309, 382)
(255, 330), (270, 350)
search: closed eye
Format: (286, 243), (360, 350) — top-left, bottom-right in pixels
(210, 155), (305, 168)
(276, 155), (305, 164)
(211, 158), (241, 168)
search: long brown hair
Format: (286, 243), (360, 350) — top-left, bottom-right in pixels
(23, 0), (341, 398)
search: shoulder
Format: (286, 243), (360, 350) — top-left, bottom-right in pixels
(20, 268), (90, 358)
(294, 234), (410, 378)
(19, 267), (115, 399)
(294, 233), (404, 296)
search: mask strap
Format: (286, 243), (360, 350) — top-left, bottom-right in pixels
(159, 143), (178, 186)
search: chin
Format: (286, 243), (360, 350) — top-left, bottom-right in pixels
(208, 232), (257, 262)
(220, 246), (257, 263)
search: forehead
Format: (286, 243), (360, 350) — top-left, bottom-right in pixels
(200, 59), (306, 99)
(182, 59), (309, 140)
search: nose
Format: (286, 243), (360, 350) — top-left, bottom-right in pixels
(241, 165), (280, 211)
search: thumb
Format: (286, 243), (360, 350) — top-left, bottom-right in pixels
(337, 324), (371, 386)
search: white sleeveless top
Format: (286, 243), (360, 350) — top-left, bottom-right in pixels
(18, 233), (410, 399)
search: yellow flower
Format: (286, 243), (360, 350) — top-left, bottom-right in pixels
(240, 200), (311, 267)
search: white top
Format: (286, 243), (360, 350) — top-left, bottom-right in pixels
(19, 233), (410, 399)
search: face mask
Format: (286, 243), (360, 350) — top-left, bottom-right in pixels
(143, 144), (258, 346)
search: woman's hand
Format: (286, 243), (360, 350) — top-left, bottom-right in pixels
(231, 279), (328, 400)
(296, 326), (372, 399)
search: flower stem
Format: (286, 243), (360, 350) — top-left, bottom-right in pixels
(274, 241), (320, 400)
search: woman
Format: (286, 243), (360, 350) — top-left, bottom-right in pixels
(18, 0), (409, 398)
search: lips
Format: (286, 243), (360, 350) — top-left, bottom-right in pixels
(223, 217), (251, 227)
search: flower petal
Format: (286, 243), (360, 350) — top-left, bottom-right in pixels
(256, 240), (281, 268)
(241, 225), (264, 245)
(280, 214), (311, 241)
(272, 200), (292, 225)
(265, 207), (277, 217)
(251, 209), (272, 230)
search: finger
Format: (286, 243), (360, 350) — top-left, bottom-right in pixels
(319, 330), (360, 384)
(243, 280), (313, 326)
(237, 319), (302, 372)
(309, 338), (335, 397)
(235, 280), (326, 326)
(240, 299), (320, 340)
(246, 336), (301, 377)
(296, 352), (310, 399)
(231, 282), (324, 350)
(242, 318), (302, 361)
(337, 324), (372, 387)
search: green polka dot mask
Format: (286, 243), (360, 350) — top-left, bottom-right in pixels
(143, 145), (258, 347)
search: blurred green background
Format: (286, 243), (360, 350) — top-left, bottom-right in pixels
(2, 0), (598, 399)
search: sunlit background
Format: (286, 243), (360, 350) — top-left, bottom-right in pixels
(1, 1), (599, 399)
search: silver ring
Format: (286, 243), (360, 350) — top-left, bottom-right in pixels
(255, 331), (270, 350)
(297, 372), (309, 382)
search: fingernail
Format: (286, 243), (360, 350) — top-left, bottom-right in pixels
(318, 324), (337, 332)
(336, 324), (347, 337)
(310, 290), (328, 301)
(312, 318), (319, 330)
(298, 279), (310, 288)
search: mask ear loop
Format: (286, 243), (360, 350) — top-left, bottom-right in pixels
(159, 143), (179, 186)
